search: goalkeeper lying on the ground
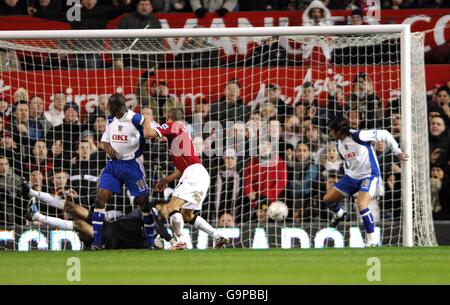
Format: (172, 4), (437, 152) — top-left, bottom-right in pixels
(21, 181), (174, 250)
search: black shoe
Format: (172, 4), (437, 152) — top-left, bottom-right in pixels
(330, 211), (348, 228)
(90, 244), (104, 251)
(153, 235), (165, 250)
(146, 243), (162, 250)
(20, 179), (31, 198)
(214, 236), (231, 248)
(25, 201), (39, 222)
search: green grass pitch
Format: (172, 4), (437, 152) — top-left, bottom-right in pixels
(1, 247), (449, 284)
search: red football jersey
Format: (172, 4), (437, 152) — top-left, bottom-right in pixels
(155, 121), (201, 173)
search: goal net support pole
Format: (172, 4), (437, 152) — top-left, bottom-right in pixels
(399, 25), (413, 247)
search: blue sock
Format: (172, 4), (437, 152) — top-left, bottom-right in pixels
(92, 209), (105, 247)
(328, 202), (342, 214)
(359, 208), (375, 234)
(142, 214), (155, 247)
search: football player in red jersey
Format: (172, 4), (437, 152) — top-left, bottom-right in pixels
(144, 108), (230, 249)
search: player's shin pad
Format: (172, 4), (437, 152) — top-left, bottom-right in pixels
(169, 211), (184, 240)
(142, 213), (155, 247)
(92, 209), (106, 247)
(360, 208), (375, 234)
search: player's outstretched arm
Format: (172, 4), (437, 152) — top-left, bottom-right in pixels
(357, 129), (409, 161)
(143, 118), (160, 139)
(154, 169), (181, 192)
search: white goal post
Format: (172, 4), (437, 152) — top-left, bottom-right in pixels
(0, 25), (436, 249)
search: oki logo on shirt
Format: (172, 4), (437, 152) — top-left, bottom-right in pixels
(112, 135), (128, 142)
(344, 151), (357, 160)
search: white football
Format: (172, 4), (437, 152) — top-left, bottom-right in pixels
(268, 201), (288, 222)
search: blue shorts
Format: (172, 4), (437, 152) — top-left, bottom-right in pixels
(334, 175), (380, 198)
(98, 159), (148, 197)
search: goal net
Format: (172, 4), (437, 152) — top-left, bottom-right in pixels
(0, 26), (437, 250)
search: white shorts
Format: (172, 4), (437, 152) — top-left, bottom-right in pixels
(172, 163), (210, 211)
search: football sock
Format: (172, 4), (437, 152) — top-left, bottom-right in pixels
(328, 202), (344, 217)
(190, 215), (218, 238)
(152, 208), (172, 242)
(169, 211), (185, 240)
(142, 213), (155, 247)
(33, 212), (73, 230)
(360, 208), (375, 243)
(92, 209), (106, 247)
(29, 189), (65, 210)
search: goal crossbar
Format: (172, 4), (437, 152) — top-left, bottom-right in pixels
(0, 24), (410, 39)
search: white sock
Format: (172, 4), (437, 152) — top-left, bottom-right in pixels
(169, 212), (185, 240)
(366, 232), (377, 244)
(193, 216), (219, 239)
(29, 189), (65, 210)
(127, 193), (135, 207)
(33, 212), (73, 230)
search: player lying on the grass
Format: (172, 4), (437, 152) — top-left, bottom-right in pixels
(324, 117), (409, 246)
(22, 183), (174, 249)
(143, 108), (230, 250)
(92, 93), (158, 250)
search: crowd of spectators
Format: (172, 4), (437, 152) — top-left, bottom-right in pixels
(0, 0), (448, 18)
(1, 74), (449, 228)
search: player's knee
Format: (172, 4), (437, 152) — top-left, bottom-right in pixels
(136, 197), (151, 213)
(95, 198), (106, 209)
(73, 219), (82, 231)
(167, 202), (182, 215)
(323, 193), (332, 204)
(134, 196), (147, 205)
(96, 189), (112, 207)
(181, 209), (194, 222)
(356, 193), (371, 210)
(181, 214), (189, 222)
(158, 205), (169, 219)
